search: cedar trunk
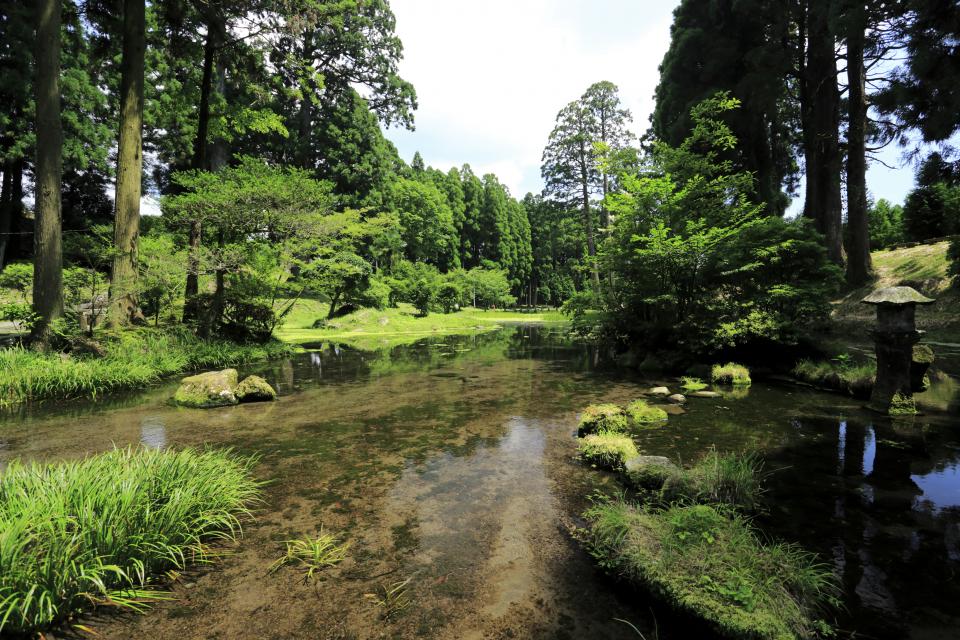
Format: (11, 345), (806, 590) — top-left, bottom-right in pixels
(845, 9), (872, 285)
(110, 0), (146, 326)
(32, 0), (64, 343)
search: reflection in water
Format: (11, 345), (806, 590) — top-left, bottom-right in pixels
(912, 461), (960, 512)
(139, 416), (167, 449)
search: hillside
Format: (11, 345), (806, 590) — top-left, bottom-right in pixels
(832, 239), (959, 336)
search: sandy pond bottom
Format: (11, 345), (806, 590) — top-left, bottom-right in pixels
(2, 326), (959, 640)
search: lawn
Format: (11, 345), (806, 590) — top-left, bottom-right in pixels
(276, 300), (567, 350)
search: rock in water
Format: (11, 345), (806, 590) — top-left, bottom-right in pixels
(235, 375), (277, 403)
(623, 455), (679, 489)
(667, 394), (687, 404)
(691, 390), (721, 398)
(649, 386), (671, 396)
(174, 369), (239, 408)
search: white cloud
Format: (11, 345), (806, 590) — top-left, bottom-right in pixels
(386, 0), (678, 197)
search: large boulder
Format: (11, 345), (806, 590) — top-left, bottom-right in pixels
(174, 369), (239, 408)
(235, 375), (277, 403)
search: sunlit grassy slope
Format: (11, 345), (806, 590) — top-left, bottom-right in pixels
(276, 300), (566, 350)
(833, 240), (958, 334)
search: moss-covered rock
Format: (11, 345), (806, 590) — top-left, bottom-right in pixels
(578, 404), (628, 436)
(680, 376), (707, 391)
(579, 433), (640, 470)
(174, 369), (239, 408)
(889, 392), (917, 416)
(623, 455), (678, 489)
(235, 375), (277, 403)
(627, 399), (668, 427)
(711, 362), (752, 386)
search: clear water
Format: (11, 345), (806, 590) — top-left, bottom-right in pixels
(2, 326), (958, 639)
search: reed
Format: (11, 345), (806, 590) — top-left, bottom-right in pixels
(0, 447), (262, 634)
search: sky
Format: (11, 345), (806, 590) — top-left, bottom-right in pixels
(383, 0), (919, 212)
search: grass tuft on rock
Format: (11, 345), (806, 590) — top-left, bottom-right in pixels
(660, 449), (765, 512)
(712, 363), (752, 386)
(680, 376), (708, 392)
(626, 399), (668, 426)
(792, 359), (875, 399)
(582, 500), (838, 640)
(0, 447), (261, 634)
(578, 403), (628, 435)
(578, 433), (640, 470)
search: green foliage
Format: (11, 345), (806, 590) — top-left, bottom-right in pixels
(0, 447), (261, 634)
(792, 359), (875, 398)
(436, 281), (463, 314)
(868, 199), (906, 249)
(659, 449), (765, 512)
(626, 399), (668, 426)
(270, 530), (349, 580)
(680, 377), (707, 391)
(603, 95), (840, 355)
(578, 433), (639, 470)
(711, 363), (752, 386)
(903, 182), (960, 241)
(0, 329), (291, 406)
(137, 234), (188, 326)
(581, 500), (838, 640)
(578, 403), (629, 436)
(387, 176), (459, 269)
(0, 263), (32, 298)
(949, 236), (960, 281)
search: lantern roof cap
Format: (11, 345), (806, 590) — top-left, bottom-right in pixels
(861, 286), (935, 306)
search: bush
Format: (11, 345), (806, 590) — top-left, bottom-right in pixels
(578, 433), (639, 470)
(626, 399), (668, 426)
(436, 281), (463, 313)
(581, 500), (838, 640)
(0, 447), (261, 634)
(712, 362), (751, 386)
(577, 403), (628, 436)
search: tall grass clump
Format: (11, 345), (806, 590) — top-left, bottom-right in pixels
(712, 363), (752, 386)
(270, 530), (350, 580)
(792, 358), (875, 399)
(578, 403), (629, 436)
(578, 433), (640, 470)
(660, 449), (765, 512)
(0, 447), (261, 634)
(0, 328), (291, 406)
(626, 399), (668, 427)
(582, 500), (839, 639)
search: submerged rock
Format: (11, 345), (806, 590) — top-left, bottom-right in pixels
(691, 390), (721, 398)
(623, 455), (678, 489)
(235, 375), (277, 403)
(174, 369), (239, 408)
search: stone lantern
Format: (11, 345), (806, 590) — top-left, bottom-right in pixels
(861, 286), (935, 415)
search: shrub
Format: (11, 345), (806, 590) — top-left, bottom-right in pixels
(578, 404), (628, 436)
(581, 500), (838, 640)
(436, 281), (463, 314)
(626, 399), (668, 426)
(712, 362), (751, 386)
(0, 447), (261, 634)
(680, 376), (707, 391)
(578, 433), (639, 470)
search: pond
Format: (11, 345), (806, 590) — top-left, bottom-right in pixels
(2, 326), (959, 639)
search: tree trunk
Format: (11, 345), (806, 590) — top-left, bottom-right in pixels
(580, 144), (600, 291)
(806, 0), (844, 265)
(32, 0), (64, 345)
(8, 159), (25, 263)
(845, 7), (872, 285)
(295, 29), (314, 169)
(0, 162), (11, 268)
(110, 0), (146, 327)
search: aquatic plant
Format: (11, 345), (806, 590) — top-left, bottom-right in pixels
(270, 530), (350, 580)
(367, 575), (414, 620)
(792, 358), (875, 399)
(626, 399), (668, 426)
(581, 500), (839, 640)
(711, 363), (752, 386)
(579, 433), (640, 470)
(0, 447), (261, 634)
(659, 449), (765, 512)
(0, 328), (291, 406)
(680, 376), (708, 392)
(578, 403), (629, 435)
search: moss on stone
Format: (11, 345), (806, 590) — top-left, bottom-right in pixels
(711, 363), (752, 386)
(680, 376), (707, 392)
(626, 399), (668, 426)
(623, 455), (678, 490)
(889, 392), (917, 416)
(578, 433), (640, 470)
(235, 375), (277, 403)
(578, 404), (628, 436)
(174, 369), (239, 408)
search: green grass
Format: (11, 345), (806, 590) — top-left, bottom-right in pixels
(581, 500), (838, 640)
(626, 399), (669, 426)
(0, 447), (261, 634)
(680, 376), (708, 392)
(578, 433), (640, 470)
(578, 403), (629, 436)
(269, 530), (350, 580)
(0, 328), (291, 406)
(712, 363), (752, 386)
(276, 300), (566, 350)
(660, 450), (765, 512)
(792, 359), (875, 398)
